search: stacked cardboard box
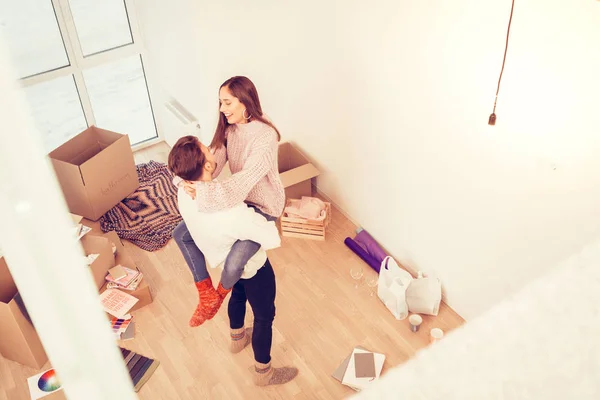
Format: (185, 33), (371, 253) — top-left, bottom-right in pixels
(0, 126), (150, 368)
(278, 142), (320, 200)
(0, 214), (88, 368)
(0, 255), (48, 368)
(98, 231), (152, 313)
(0, 229), (154, 368)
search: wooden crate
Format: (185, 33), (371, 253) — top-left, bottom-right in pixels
(280, 201), (332, 241)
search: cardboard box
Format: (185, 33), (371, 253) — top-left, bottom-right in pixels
(278, 142), (320, 200)
(128, 280), (153, 312)
(0, 256), (48, 368)
(80, 235), (115, 290)
(49, 126), (139, 221)
(100, 231), (153, 312)
(39, 390), (67, 400)
(70, 213), (83, 224)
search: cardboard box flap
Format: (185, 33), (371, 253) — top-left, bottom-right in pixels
(70, 213), (83, 224)
(70, 144), (104, 167)
(103, 231), (137, 270)
(49, 127), (98, 162)
(49, 126), (124, 161)
(0, 257), (17, 304)
(80, 134), (132, 175)
(80, 235), (115, 289)
(280, 163), (320, 189)
(278, 142), (311, 172)
(94, 126), (126, 144)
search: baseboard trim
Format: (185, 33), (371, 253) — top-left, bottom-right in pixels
(312, 184), (362, 228)
(312, 183), (420, 278)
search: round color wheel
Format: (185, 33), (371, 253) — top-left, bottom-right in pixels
(37, 369), (61, 392)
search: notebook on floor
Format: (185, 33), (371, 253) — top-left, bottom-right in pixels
(119, 347), (160, 392)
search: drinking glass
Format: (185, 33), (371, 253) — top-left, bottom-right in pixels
(366, 276), (378, 296)
(350, 266), (364, 289)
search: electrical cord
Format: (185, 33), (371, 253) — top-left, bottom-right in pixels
(489, 0), (516, 125)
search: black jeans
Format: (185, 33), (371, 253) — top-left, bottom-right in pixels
(228, 258), (276, 364)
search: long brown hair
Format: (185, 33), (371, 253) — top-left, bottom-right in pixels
(209, 76), (281, 149)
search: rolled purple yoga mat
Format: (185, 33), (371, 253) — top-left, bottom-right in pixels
(344, 237), (381, 273)
(354, 229), (388, 264)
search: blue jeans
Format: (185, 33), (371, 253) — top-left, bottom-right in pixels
(172, 205), (276, 289)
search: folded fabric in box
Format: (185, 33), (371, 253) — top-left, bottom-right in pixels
(284, 196), (327, 220)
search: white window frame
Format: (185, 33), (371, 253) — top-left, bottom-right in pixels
(19, 0), (164, 152)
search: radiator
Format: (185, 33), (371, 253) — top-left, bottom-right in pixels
(162, 98), (201, 145)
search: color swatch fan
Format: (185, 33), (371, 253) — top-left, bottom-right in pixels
(27, 368), (63, 399)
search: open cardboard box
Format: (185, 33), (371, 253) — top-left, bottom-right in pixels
(0, 256), (48, 369)
(80, 235), (115, 290)
(49, 126), (139, 221)
(99, 231), (153, 312)
(278, 142), (320, 200)
(0, 230), (151, 369)
(0, 231), (112, 369)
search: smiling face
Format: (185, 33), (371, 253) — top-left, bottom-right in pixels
(219, 86), (248, 125)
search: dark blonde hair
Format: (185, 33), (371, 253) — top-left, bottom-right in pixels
(210, 76), (281, 149)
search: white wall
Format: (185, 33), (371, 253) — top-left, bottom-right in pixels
(355, 235), (600, 399)
(135, 0), (600, 320)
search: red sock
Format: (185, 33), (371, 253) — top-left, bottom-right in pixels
(203, 282), (233, 321)
(189, 278), (220, 327)
(217, 282), (232, 299)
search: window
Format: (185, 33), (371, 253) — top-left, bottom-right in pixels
(0, 0), (159, 153)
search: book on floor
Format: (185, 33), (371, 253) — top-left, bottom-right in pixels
(108, 265), (127, 281)
(333, 346), (385, 391)
(119, 347), (160, 392)
(107, 272), (144, 291)
(354, 352), (376, 378)
(105, 265), (140, 288)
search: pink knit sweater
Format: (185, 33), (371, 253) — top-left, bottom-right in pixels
(194, 120), (285, 217)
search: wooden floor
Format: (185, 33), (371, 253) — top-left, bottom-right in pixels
(0, 142), (464, 400)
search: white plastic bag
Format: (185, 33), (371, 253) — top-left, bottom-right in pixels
(406, 276), (442, 316)
(377, 256), (413, 320)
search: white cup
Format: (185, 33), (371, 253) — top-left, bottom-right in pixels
(430, 328), (444, 343)
(408, 314), (423, 332)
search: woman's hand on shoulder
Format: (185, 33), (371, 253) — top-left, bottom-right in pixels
(182, 180), (197, 200)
